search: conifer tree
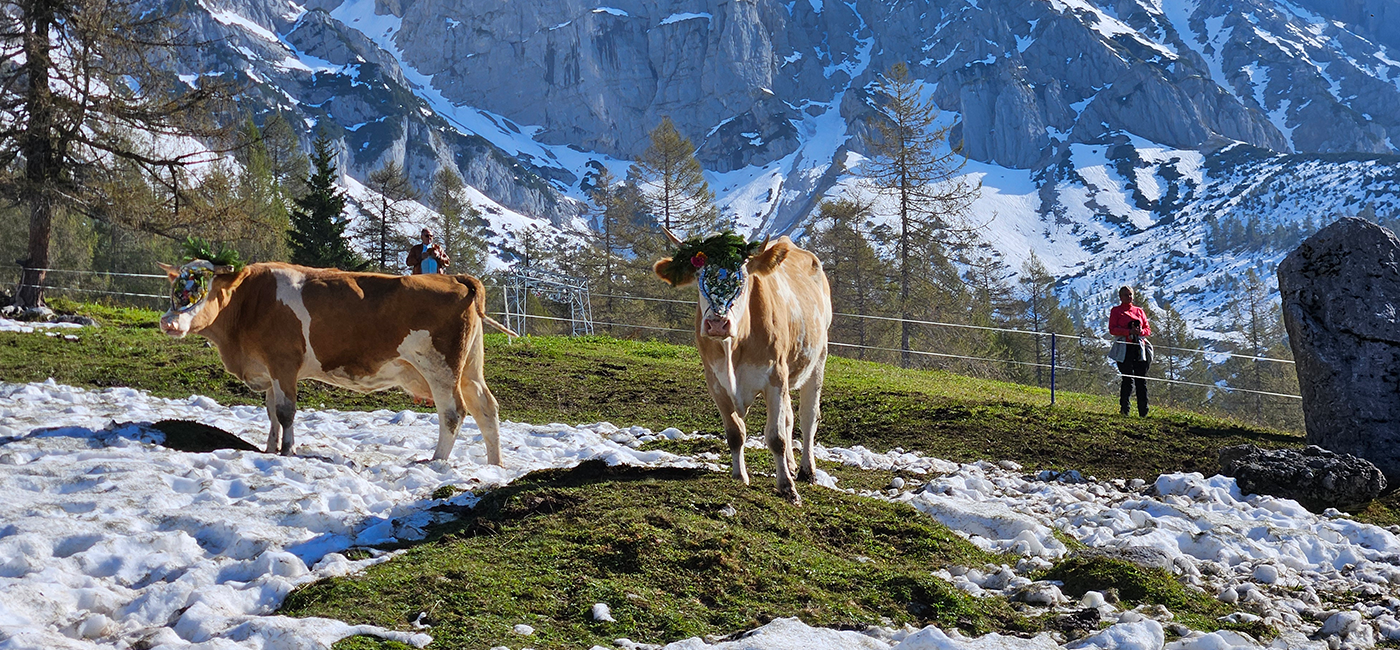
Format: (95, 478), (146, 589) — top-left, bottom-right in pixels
(1018, 252), (1073, 386)
(1217, 268), (1301, 428)
(628, 117), (717, 236)
(572, 167), (640, 326)
(427, 168), (486, 274)
(0, 0), (229, 306)
(355, 160), (418, 271)
(863, 62), (981, 367)
(806, 198), (896, 358)
(1151, 298), (1209, 409)
(288, 134), (362, 270)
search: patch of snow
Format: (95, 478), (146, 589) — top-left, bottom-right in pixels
(207, 9), (281, 43)
(0, 318), (85, 334)
(0, 381), (696, 648)
(592, 6), (627, 16)
(658, 12), (712, 27)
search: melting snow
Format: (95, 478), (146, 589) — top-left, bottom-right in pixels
(3, 380), (1399, 648)
(658, 12), (713, 27)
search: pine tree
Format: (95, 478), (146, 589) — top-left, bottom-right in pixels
(1151, 298), (1209, 409)
(628, 117), (717, 236)
(571, 167), (641, 327)
(232, 118), (290, 262)
(1018, 252), (1063, 386)
(355, 160), (418, 271)
(1218, 268), (1302, 428)
(288, 134), (363, 270)
(427, 168), (486, 274)
(863, 62), (981, 367)
(806, 198), (897, 359)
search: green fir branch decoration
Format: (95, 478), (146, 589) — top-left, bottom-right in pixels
(182, 237), (246, 271)
(659, 232), (761, 283)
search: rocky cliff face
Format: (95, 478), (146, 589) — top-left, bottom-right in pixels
(166, 0), (1400, 327)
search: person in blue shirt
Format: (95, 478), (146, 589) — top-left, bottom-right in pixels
(407, 228), (450, 274)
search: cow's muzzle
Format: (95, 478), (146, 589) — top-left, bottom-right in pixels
(159, 313), (190, 338)
(702, 316), (732, 339)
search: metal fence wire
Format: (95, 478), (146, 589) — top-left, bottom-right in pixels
(2, 266), (1302, 409)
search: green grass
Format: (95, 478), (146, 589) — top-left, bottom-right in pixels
(279, 460), (1031, 649)
(1, 303), (1305, 483)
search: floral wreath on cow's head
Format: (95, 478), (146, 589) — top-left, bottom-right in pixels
(169, 238), (245, 313)
(656, 231), (764, 317)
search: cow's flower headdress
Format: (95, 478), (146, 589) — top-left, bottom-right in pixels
(656, 232), (763, 317)
(170, 238), (244, 312)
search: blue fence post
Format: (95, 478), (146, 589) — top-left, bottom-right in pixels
(1050, 333), (1057, 406)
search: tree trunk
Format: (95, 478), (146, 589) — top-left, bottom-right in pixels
(18, 0), (57, 308)
(899, 182), (912, 369)
(18, 197), (53, 307)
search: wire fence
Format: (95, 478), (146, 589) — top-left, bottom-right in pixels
(2, 266), (1304, 428)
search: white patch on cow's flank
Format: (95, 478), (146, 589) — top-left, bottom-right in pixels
(273, 267), (322, 373)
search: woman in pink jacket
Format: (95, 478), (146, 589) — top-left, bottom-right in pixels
(1109, 286), (1152, 416)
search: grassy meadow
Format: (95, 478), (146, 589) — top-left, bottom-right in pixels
(3, 301), (1396, 648)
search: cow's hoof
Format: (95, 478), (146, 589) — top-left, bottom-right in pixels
(779, 487), (802, 505)
(796, 469), (816, 484)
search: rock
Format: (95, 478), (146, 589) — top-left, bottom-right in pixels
(1219, 444), (1387, 511)
(1279, 218), (1400, 485)
(1014, 582), (1066, 606)
(52, 314), (98, 327)
(18, 306), (55, 322)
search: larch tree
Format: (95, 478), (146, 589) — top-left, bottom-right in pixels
(287, 134), (362, 270)
(1150, 298), (1210, 409)
(354, 160), (417, 271)
(574, 166), (636, 326)
(427, 168), (485, 274)
(0, 0), (231, 306)
(628, 117), (717, 237)
(1018, 252), (1072, 386)
(805, 198), (895, 358)
(863, 62), (981, 367)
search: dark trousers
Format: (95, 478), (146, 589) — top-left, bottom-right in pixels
(1116, 345), (1149, 415)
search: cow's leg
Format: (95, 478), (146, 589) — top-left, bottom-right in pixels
(764, 373), (800, 504)
(430, 380), (466, 462)
(796, 354), (826, 484)
(709, 384), (752, 485)
(459, 378), (502, 465)
(271, 378), (298, 456)
(780, 394), (797, 476)
(263, 385), (282, 454)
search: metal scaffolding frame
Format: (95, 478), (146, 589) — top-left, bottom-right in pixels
(502, 267), (594, 336)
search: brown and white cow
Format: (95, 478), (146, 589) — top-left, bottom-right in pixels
(654, 232), (833, 503)
(158, 260), (512, 464)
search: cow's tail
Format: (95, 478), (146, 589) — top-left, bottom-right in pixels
(458, 274), (519, 338)
(483, 314), (518, 338)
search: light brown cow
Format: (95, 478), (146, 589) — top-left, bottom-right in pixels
(158, 260), (512, 463)
(654, 233), (833, 503)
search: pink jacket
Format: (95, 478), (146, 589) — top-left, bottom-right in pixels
(1109, 304), (1151, 338)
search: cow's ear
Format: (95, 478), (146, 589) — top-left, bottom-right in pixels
(653, 258), (697, 287)
(747, 238), (792, 276)
(158, 262), (180, 280)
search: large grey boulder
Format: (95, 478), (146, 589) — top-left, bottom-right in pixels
(1219, 444), (1387, 511)
(1278, 217), (1400, 483)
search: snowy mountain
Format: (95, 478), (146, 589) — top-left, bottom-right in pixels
(175, 0), (1400, 332)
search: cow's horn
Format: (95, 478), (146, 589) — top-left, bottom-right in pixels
(661, 226), (683, 245)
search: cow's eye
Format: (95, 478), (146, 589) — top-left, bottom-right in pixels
(171, 271), (210, 311)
